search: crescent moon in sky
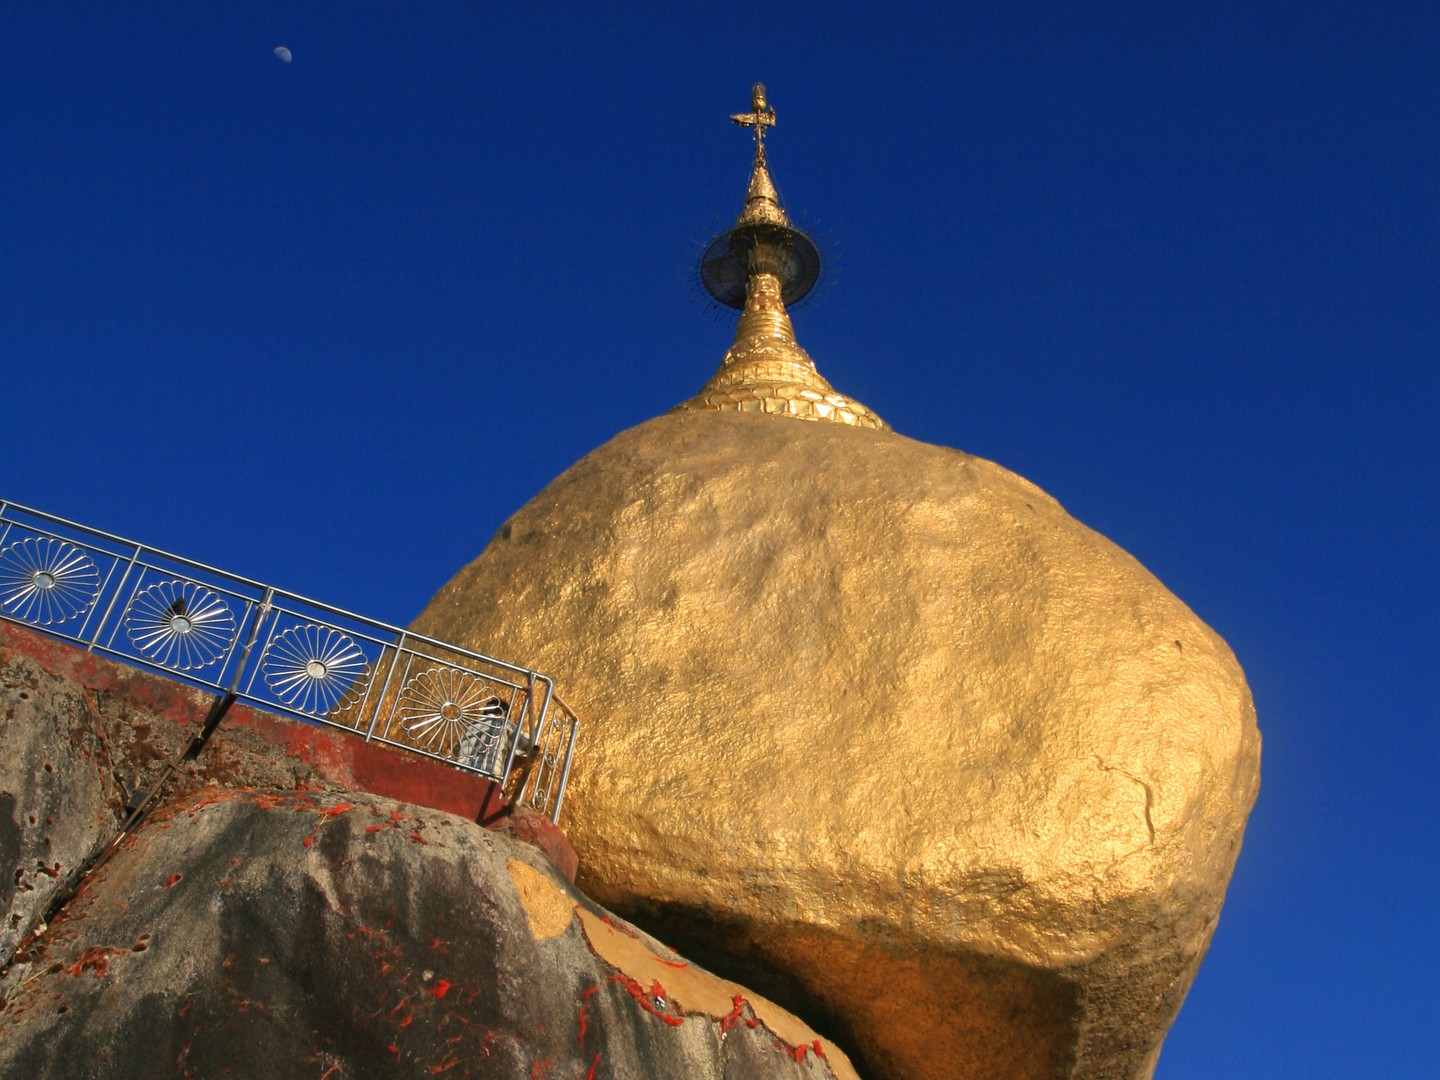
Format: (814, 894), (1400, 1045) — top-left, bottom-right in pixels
(273, 46), (292, 63)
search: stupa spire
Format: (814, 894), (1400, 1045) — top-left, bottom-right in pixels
(729, 84), (788, 230)
(675, 84), (888, 430)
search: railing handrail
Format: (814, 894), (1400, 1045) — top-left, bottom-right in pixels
(0, 499), (578, 823)
(0, 500), (539, 681)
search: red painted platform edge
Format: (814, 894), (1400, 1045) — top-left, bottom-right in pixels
(2, 622), (579, 881)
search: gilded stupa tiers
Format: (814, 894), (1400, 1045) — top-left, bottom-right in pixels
(675, 85), (888, 430)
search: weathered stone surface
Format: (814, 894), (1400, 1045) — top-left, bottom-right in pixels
(0, 786), (854, 1080)
(0, 645), (122, 967)
(0, 624), (337, 970)
(0, 621), (504, 823)
(412, 409), (1262, 1079)
(0, 627), (854, 1078)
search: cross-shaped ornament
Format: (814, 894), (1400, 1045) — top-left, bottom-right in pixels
(730, 83), (776, 158)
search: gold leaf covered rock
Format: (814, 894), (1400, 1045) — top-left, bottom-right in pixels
(413, 86), (1259, 1079)
(412, 409), (1260, 1079)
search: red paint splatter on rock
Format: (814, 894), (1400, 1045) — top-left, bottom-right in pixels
(600, 916), (637, 938)
(65, 946), (125, 978)
(606, 974), (683, 1027)
(577, 984), (600, 1045)
(719, 995), (746, 1033)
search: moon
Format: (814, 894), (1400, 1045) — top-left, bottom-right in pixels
(273, 46), (292, 63)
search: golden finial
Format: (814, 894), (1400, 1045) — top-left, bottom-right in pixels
(730, 83), (776, 162)
(675, 86), (888, 431)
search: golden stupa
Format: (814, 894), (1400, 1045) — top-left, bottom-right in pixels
(415, 86), (1260, 1080)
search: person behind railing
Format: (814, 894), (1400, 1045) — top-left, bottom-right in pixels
(455, 696), (508, 774)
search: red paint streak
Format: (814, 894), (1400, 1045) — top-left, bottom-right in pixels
(773, 1039), (820, 1063)
(390, 809), (408, 823)
(582, 1053), (602, 1080)
(654, 956), (688, 969)
(430, 980), (452, 998)
(606, 974), (683, 1026)
(577, 984), (600, 1045)
(600, 915), (637, 938)
(166, 873), (183, 888)
(530, 1059), (553, 1079)
(429, 1056), (461, 1074)
(719, 995), (746, 1034)
(388, 1045), (400, 1055)
(409, 832), (428, 844)
(399, 1015), (414, 1028)
(302, 801), (356, 847)
(65, 945), (125, 978)
(366, 825), (384, 833)
(177, 995), (192, 1018)
(319, 1065), (341, 1080)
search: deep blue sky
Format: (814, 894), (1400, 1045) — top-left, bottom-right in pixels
(3, 4), (1436, 1075)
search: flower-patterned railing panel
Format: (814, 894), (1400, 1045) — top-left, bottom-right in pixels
(365, 642), (533, 776)
(0, 508), (271, 696)
(0, 501), (577, 823)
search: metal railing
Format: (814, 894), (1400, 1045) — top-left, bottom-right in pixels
(0, 501), (578, 823)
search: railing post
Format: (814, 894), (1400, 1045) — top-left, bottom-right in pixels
(225, 587), (273, 695)
(87, 543), (142, 651)
(499, 672), (542, 789)
(366, 633), (406, 743)
(549, 716), (579, 823)
(0, 506), (13, 574)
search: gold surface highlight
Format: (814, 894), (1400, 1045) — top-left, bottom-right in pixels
(414, 410), (1260, 1080)
(506, 858), (575, 941)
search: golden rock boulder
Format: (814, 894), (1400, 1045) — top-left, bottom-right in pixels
(412, 408), (1260, 1080)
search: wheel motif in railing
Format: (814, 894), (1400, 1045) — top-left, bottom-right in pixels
(397, 666), (507, 767)
(124, 579), (238, 670)
(261, 625), (370, 716)
(0, 537), (101, 626)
